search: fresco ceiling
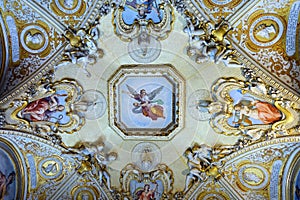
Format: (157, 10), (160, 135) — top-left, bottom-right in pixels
(0, 0), (299, 199)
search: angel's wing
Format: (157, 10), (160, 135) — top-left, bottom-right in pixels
(148, 86), (163, 100)
(126, 84), (138, 96)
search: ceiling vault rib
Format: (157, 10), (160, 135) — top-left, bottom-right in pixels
(0, 43), (67, 104)
(187, 0), (211, 21)
(227, 0), (260, 25)
(218, 178), (244, 200)
(229, 38), (300, 102)
(0, 14), (9, 89)
(50, 171), (77, 200)
(78, 0), (101, 28)
(21, 0), (66, 33)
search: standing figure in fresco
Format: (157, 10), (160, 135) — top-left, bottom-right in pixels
(233, 99), (282, 126)
(135, 183), (158, 200)
(124, 85), (165, 120)
(21, 93), (66, 122)
(0, 171), (15, 200)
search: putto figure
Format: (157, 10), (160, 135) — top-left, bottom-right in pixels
(124, 85), (165, 120)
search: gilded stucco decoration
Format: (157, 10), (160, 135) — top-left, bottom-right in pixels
(120, 163), (174, 199)
(183, 138), (300, 199)
(0, 130), (118, 199)
(113, 0), (174, 62)
(55, 21), (105, 77)
(200, 67), (300, 140)
(181, 140), (250, 195)
(189, 73), (299, 142)
(8, 78), (85, 134)
(0, 0), (299, 199)
(0, 0), (66, 101)
(229, 0), (300, 95)
(113, 0), (173, 41)
(183, 15), (242, 67)
(183, 0), (300, 99)
(0, 0), (111, 103)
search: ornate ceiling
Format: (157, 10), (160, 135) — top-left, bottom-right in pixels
(0, 0), (299, 199)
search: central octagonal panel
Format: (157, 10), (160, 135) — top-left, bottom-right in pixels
(108, 64), (184, 140)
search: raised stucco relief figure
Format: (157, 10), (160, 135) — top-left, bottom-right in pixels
(183, 11), (243, 68)
(66, 141), (117, 192)
(25, 32), (43, 45)
(183, 140), (251, 193)
(71, 90), (107, 120)
(20, 25), (49, 54)
(113, 0), (173, 62)
(56, 22), (104, 77)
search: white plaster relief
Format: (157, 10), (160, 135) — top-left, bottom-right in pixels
(211, 0), (233, 5)
(20, 25), (49, 54)
(6, 16), (20, 62)
(269, 160), (282, 200)
(27, 154), (37, 189)
(249, 15), (284, 47)
(286, 1), (300, 56)
(54, 0), (82, 14)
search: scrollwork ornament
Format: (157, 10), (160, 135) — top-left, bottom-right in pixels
(10, 78), (85, 135)
(5, 1), (41, 22)
(173, 0), (187, 14)
(120, 163), (173, 199)
(208, 76), (299, 140)
(113, 0), (174, 41)
(98, 1), (112, 17)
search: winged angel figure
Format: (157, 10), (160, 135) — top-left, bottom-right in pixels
(124, 85), (165, 120)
